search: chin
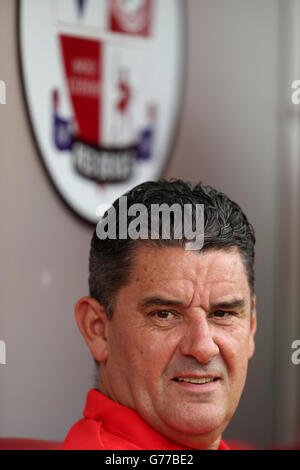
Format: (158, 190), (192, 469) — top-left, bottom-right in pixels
(164, 406), (226, 436)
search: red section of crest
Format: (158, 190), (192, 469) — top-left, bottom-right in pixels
(59, 35), (102, 145)
(109, 0), (152, 37)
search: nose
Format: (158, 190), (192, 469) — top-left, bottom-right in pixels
(179, 313), (220, 363)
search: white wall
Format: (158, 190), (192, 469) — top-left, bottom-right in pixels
(173, 0), (280, 447)
(1, 0), (298, 449)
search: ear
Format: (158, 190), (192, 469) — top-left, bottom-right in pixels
(75, 296), (109, 363)
(248, 294), (257, 359)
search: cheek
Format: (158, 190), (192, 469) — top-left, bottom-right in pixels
(108, 322), (156, 373)
(131, 329), (181, 382)
(107, 322), (136, 370)
(135, 333), (173, 368)
(217, 325), (252, 378)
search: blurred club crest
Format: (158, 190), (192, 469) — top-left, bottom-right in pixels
(19, 0), (185, 222)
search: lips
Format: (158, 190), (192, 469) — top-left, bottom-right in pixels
(173, 377), (217, 384)
(172, 373), (221, 386)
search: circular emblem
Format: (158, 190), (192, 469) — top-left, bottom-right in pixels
(18, 0), (185, 222)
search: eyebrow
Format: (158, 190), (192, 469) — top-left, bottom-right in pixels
(210, 299), (246, 310)
(137, 296), (186, 310)
(137, 296), (246, 311)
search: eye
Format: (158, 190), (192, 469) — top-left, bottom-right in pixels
(211, 310), (234, 318)
(152, 310), (174, 320)
(150, 310), (176, 320)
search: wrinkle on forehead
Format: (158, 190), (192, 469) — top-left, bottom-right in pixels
(130, 245), (250, 310)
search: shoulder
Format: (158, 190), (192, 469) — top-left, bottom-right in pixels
(59, 417), (142, 450)
(59, 418), (105, 450)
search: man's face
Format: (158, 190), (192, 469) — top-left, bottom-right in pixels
(99, 245), (256, 448)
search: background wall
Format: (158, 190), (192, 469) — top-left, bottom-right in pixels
(0, 0), (299, 449)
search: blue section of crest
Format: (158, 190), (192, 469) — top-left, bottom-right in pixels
(76, 0), (87, 17)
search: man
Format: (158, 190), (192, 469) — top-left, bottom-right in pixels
(60, 179), (257, 450)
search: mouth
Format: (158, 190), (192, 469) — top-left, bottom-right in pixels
(172, 377), (219, 385)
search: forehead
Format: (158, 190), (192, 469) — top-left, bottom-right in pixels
(122, 244), (251, 309)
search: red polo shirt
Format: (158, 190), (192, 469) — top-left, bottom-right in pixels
(60, 389), (229, 450)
